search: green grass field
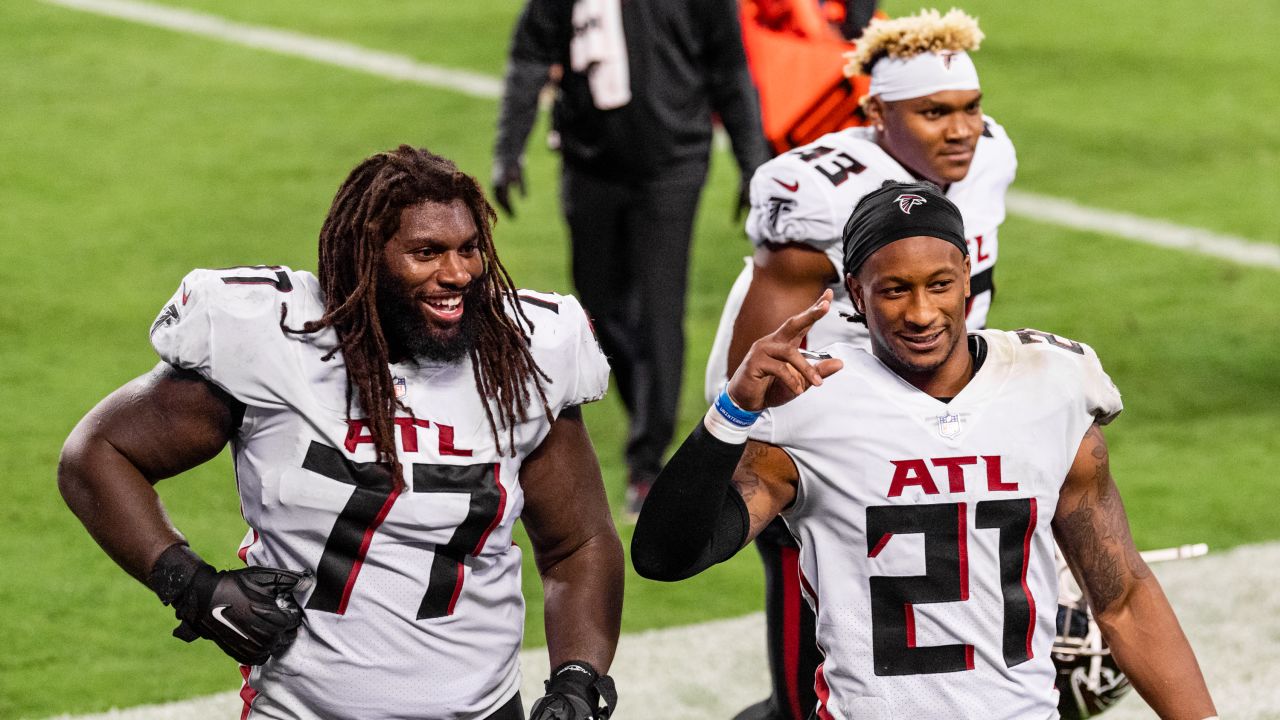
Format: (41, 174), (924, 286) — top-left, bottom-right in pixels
(1, 0), (1277, 716)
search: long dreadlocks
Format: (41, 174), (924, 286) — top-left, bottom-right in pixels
(287, 145), (550, 486)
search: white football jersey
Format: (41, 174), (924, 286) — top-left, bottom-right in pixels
(748, 329), (1121, 720)
(150, 266), (609, 720)
(704, 118), (1017, 401)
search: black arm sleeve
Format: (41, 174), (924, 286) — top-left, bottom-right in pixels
(494, 0), (569, 165)
(630, 423), (751, 581)
(494, 58), (550, 166)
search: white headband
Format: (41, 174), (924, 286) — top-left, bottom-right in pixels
(868, 50), (980, 102)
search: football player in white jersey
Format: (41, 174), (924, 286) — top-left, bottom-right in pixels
(706, 11), (1015, 719)
(634, 182), (1216, 719)
(58, 147), (624, 720)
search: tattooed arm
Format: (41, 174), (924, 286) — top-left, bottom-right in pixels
(733, 440), (800, 543)
(630, 431), (798, 581)
(1053, 424), (1215, 719)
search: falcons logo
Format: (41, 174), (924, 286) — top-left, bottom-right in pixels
(941, 52), (957, 70)
(896, 194), (927, 214)
(767, 196), (797, 231)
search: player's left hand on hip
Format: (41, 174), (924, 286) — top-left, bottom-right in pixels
(728, 289), (843, 411)
(528, 661), (617, 720)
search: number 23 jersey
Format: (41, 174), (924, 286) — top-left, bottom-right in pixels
(150, 266), (609, 720)
(749, 329), (1121, 720)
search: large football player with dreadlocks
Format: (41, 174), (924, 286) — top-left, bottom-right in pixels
(58, 146), (623, 720)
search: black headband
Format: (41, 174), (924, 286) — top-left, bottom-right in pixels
(841, 180), (968, 277)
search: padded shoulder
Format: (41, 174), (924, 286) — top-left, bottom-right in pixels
(149, 266), (324, 407)
(516, 290), (611, 411)
(995, 328), (1123, 425)
(745, 130), (909, 251)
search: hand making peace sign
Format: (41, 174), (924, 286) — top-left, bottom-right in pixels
(726, 289), (845, 412)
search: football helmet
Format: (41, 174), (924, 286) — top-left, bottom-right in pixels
(1052, 549), (1133, 719)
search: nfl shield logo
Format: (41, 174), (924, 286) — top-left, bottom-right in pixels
(938, 411), (961, 438)
(393, 376), (407, 399)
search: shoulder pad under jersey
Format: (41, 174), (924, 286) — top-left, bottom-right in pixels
(745, 130), (912, 251)
(514, 290), (611, 412)
(997, 328), (1123, 425)
(150, 266), (325, 408)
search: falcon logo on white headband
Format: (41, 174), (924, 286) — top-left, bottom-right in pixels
(868, 50), (981, 103)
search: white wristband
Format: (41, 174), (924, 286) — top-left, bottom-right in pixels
(703, 405), (754, 444)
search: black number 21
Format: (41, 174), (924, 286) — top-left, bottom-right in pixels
(299, 441), (503, 620)
(866, 498), (1038, 676)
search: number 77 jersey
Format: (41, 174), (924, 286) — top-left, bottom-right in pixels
(150, 266), (610, 719)
(749, 329), (1122, 720)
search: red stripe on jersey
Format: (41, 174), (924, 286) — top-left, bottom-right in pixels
(473, 464), (506, 555)
(957, 503), (969, 601)
(238, 665), (258, 720)
(814, 663), (835, 720)
(781, 545), (804, 720)
(1021, 497), (1039, 660)
(868, 532), (893, 558)
(337, 486), (402, 615)
(799, 565), (819, 616)
(965, 643), (975, 671)
(237, 529), (259, 564)
(447, 559), (466, 616)
(904, 604), (916, 648)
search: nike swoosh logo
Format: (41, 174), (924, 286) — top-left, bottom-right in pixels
(773, 178), (799, 192)
(211, 605), (250, 640)
(181, 284), (192, 305)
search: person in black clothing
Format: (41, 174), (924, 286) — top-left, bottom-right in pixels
(492, 0), (770, 514)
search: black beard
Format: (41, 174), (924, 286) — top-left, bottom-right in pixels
(376, 271), (483, 363)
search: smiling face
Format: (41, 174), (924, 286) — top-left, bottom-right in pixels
(866, 89), (984, 187)
(377, 199), (486, 362)
(848, 235), (973, 396)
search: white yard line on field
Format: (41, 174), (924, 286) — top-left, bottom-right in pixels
(42, 0), (502, 99)
(40, 0), (1280, 270)
(42, 541), (1280, 720)
(41, 0), (1280, 272)
(1006, 190), (1280, 270)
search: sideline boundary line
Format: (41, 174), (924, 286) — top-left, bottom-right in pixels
(41, 0), (1280, 271)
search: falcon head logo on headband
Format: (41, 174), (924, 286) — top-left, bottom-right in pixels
(896, 194), (927, 214)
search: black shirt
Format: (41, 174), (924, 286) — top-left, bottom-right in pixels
(499, 0), (769, 180)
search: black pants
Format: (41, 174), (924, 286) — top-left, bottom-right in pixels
(756, 518), (822, 720)
(561, 160), (707, 475)
(487, 691), (523, 720)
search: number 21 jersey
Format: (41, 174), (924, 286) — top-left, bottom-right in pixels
(150, 266), (610, 720)
(749, 329), (1122, 720)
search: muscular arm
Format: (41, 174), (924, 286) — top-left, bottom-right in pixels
(520, 405), (624, 672)
(733, 440), (800, 541)
(57, 363), (239, 584)
(1053, 425), (1215, 719)
(726, 245), (839, 375)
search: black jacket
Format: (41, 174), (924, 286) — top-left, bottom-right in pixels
(495, 0), (769, 181)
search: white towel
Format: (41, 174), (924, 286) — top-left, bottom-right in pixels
(569, 0), (631, 110)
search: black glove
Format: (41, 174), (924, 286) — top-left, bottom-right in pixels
(528, 661), (618, 720)
(147, 543), (310, 666)
(492, 157), (526, 218)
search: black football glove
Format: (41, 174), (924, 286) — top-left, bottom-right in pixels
(491, 156), (526, 218)
(147, 543), (310, 666)
(528, 661), (617, 720)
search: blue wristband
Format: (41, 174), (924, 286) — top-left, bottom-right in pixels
(713, 387), (762, 428)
